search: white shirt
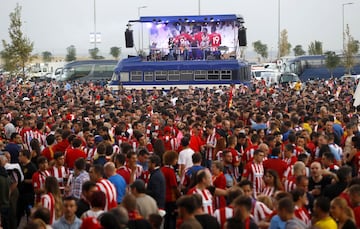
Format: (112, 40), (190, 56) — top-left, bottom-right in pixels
(178, 147), (195, 169)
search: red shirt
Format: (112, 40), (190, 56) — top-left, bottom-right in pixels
(41, 146), (55, 162)
(263, 158), (288, 180)
(64, 148), (86, 169)
(116, 166), (131, 184)
(213, 172), (226, 209)
(161, 165), (178, 202)
(52, 139), (70, 153)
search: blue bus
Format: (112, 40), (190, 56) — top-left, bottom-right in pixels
(109, 14), (250, 90)
(284, 55), (360, 81)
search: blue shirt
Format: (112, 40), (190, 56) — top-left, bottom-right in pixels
(52, 216), (82, 229)
(269, 215), (286, 229)
(108, 174), (126, 204)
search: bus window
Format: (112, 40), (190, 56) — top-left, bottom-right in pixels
(120, 72), (129, 82)
(155, 71), (167, 81)
(94, 64), (115, 79)
(221, 70), (231, 80)
(130, 71), (143, 81)
(207, 70), (220, 80)
(144, 72), (154, 81)
(180, 70), (193, 81)
(73, 64), (92, 79)
(168, 70), (180, 81)
(194, 70), (206, 80)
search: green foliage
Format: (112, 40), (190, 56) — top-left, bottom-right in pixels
(293, 45), (306, 56)
(252, 40), (268, 62)
(89, 47), (104, 59)
(308, 40), (323, 55)
(0, 3), (34, 77)
(324, 51), (340, 77)
(42, 51), (52, 62)
(110, 46), (121, 59)
(343, 25), (359, 74)
(279, 29), (291, 57)
(65, 45), (76, 61)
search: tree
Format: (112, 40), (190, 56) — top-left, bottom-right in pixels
(0, 3), (34, 77)
(110, 46), (121, 59)
(42, 51), (52, 63)
(324, 51), (340, 77)
(252, 40), (268, 62)
(308, 40), (323, 55)
(293, 45), (306, 56)
(65, 45), (76, 61)
(279, 29), (291, 57)
(343, 25), (359, 74)
(89, 47), (104, 59)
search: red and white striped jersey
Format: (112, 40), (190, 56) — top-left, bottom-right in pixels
(242, 145), (259, 163)
(213, 206), (234, 229)
(112, 145), (120, 155)
(32, 170), (50, 202)
(40, 193), (56, 224)
(48, 166), (70, 190)
(82, 146), (97, 162)
(32, 129), (47, 149)
(261, 186), (275, 197)
(242, 162), (264, 195)
(294, 206), (311, 227)
(162, 135), (179, 151)
(205, 130), (217, 161)
(252, 201), (272, 224)
(22, 128), (35, 150)
(187, 187), (214, 215)
(284, 177), (297, 192)
(96, 178), (118, 211)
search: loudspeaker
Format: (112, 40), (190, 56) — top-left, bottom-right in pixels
(238, 28), (247, 47)
(125, 29), (134, 48)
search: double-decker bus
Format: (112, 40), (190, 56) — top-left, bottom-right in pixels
(109, 14), (250, 90)
(283, 55), (360, 81)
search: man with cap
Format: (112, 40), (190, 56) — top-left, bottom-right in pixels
(130, 179), (158, 219)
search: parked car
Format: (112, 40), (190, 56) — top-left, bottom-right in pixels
(279, 73), (301, 87)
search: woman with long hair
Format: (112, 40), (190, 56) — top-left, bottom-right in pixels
(40, 176), (63, 224)
(262, 169), (283, 197)
(330, 197), (356, 229)
(30, 138), (42, 167)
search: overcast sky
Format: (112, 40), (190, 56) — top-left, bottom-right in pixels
(1, 0), (359, 59)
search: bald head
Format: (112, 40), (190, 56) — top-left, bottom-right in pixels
(104, 162), (116, 177)
(258, 143), (270, 155)
(293, 161), (306, 176)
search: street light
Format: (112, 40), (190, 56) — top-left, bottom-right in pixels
(342, 2), (354, 52)
(277, 0), (280, 59)
(94, 0), (97, 49)
(198, 0), (201, 15)
(138, 6), (147, 51)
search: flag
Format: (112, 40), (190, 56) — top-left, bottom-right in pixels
(354, 82), (360, 107)
(227, 85), (235, 108)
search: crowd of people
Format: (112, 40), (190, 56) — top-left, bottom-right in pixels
(0, 76), (359, 229)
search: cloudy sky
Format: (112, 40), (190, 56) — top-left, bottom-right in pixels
(1, 0), (359, 59)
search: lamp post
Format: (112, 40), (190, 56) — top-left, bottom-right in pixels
(94, 0), (97, 49)
(277, 0), (280, 59)
(138, 6), (147, 51)
(342, 2), (354, 52)
(198, 0), (201, 15)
